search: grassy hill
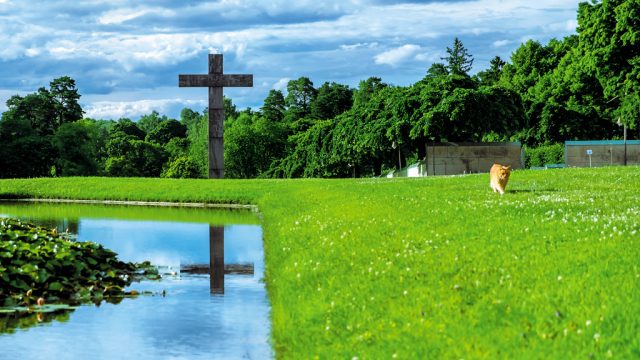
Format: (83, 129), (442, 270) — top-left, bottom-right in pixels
(1, 167), (639, 358)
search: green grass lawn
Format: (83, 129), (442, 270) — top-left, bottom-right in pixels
(1, 167), (639, 358)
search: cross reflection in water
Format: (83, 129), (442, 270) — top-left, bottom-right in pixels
(177, 225), (254, 294)
(210, 226), (224, 294)
(20, 218), (255, 295)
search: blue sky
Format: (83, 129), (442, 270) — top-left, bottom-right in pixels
(0, 0), (580, 120)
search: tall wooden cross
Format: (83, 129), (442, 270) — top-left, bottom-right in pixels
(179, 54), (253, 178)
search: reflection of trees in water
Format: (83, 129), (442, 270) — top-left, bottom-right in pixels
(0, 296), (133, 334)
(0, 309), (73, 334)
(19, 218), (79, 235)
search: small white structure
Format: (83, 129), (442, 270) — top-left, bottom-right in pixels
(386, 162), (426, 178)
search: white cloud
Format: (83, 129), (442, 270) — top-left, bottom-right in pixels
(272, 78), (290, 91)
(102, 7), (178, 25)
(24, 48), (40, 57)
(414, 52), (440, 62)
(543, 18), (580, 33)
(97, 8), (153, 25)
(374, 44), (421, 66)
(84, 99), (206, 120)
(39, 32), (252, 71)
(0, 0), (583, 118)
(492, 39), (510, 48)
(339, 42), (378, 51)
(565, 19), (578, 31)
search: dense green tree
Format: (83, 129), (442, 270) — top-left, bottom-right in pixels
(224, 112), (287, 178)
(49, 76), (83, 126)
(104, 117), (168, 177)
(105, 139), (167, 177)
(352, 77), (387, 109)
(52, 122), (98, 176)
(499, 40), (558, 97)
(475, 56), (506, 86)
(165, 137), (190, 159)
(284, 77), (317, 122)
(499, 36), (595, 145)
(146, 119), (187, 145)
(2, 77), (84, 138)
(224, 96), (239, 120)
(410, 73), (476, 141)
(4, 89), (57, 136)
(185, 110), (209, 178)
(79, 118), (113, 171)
(269, 120), (336, 178)
(442, 37), (474, 75)
(180, 108), (201, 128)
(261, 90), (286, 122)
(425, 63), (449, 79)
(310, 82), (353, 120)
(0, 116), (54, 178)
(577, 0), (640, 133)
(110, 118), (145, 140)
(138, 111), (167, 134)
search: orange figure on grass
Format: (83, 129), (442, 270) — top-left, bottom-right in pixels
(490, 164), (511, 195)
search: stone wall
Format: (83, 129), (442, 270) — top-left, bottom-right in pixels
(424, 142), (523, 176)
(565, 140), (640, 167)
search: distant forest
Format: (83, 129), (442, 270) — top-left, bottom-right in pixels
(1, 0), (638, 179)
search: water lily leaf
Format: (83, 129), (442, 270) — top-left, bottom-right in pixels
(9, 279), (29, 290)
(48, 282), (63, 291)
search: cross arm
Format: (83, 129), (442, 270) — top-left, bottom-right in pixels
(179, 74), (253, 87)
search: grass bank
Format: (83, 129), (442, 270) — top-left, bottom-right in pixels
(1, 168), (639, 358)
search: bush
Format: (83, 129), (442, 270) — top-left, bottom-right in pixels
(161, 156), (202, 179)
(524, 143), (564, 168)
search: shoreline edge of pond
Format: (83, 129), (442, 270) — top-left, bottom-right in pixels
(0, 198), (259, 211)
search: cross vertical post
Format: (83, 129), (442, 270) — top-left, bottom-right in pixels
(179, 54), (253, 178)
(209, 55), (224, 178)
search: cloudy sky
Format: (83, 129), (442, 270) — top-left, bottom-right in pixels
(0, 0), (580, 120)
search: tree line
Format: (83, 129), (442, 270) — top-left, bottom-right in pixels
(1, 0), (637, 179)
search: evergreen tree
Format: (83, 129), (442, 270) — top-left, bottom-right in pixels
(441, 37), (474, 75)
(475, 56), (506, 86)
(284, 77), (317, 122)
(261, 89), (286, 122)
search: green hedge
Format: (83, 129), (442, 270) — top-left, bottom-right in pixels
(524, 143), (564, 168)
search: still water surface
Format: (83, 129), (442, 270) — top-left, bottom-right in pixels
(0, 202), (272, 360)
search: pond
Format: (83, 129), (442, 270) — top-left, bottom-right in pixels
(0, 201), (272, 359)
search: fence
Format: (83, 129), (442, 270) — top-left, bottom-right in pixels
(565, 140), (640, 167)
(424, 142), (523, 176)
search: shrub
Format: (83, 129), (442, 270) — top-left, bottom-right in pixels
(161, 156), (202, 179)
(524, 143), (564, 168)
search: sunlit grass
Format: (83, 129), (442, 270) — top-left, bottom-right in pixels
(1, 167), (639, 358)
